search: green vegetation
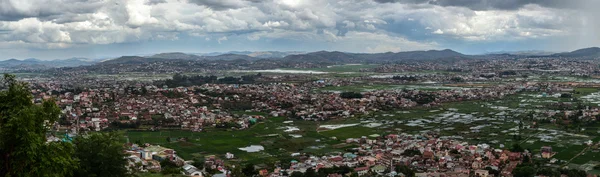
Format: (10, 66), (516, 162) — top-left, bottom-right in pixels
(74, 132), (128, 177)
(0, 74), (128, 177)
(0, 74), (77, 176)
(574, 87), (599, 97)
(340, 92), (363, 99)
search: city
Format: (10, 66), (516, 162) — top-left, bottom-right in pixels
(1, 0), (600, 177)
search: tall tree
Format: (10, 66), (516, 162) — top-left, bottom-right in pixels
(0, 74), (78, 176)
(73, 132), (128, 177)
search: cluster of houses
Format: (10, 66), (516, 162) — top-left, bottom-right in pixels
(123, 132), (574, 177)
(125, 143), (207, 176)
(368, 58), (600, 77)
(264, 133), (529, 177)
(199, 81), (525, 120)
(25, 72), (588, 134)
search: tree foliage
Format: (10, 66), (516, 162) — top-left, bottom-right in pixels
(0, 74), (78, 176)
(340, 92), (363, 99)
(73, 132), (129, 177)
(242, 163), (257, 177)
(0, 74), (128, 177)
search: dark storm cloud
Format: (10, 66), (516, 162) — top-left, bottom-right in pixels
(187, 0), (261, 10)
(146, 0), (167, 5)
(0, 0), (104, 21)
(373, 0), (583, 10)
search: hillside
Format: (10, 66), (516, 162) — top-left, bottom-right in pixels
(282, 49), (468, 63)
(552, 47), (600, 58)
(150, 52), (201, 60)
(99, 56), (172, 65)
(0, 58), (97, 69)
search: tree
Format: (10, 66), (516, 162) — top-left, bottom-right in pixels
(513, 165), (535, 177)
(304, 168), (317, 177)
(0, 74), (78, 176)
(160, 160), (182, 175)
(290, 171), (304, 177)
(484, 167), (500, 177)
(230, 165), (246, 177)
(511, 143), (525, 152)
(192, 158), (205, 170)
(340, 92), (363, 99)
(396, 165), (415, 177)
(242, 163), (257, 177)
(73, 132), (128, 177)
(401, 149), (422, 156)
(536, 167), (560, 177)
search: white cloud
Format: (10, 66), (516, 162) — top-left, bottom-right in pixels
(126, 0), (159, 27)
(0, 0), (590, 53)
(217, 36), (228, 44)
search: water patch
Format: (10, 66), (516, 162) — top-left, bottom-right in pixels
(319, 124), (360, 130)
(239, 145), (265, 152)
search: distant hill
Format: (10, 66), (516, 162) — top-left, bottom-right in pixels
(99, 56), (172, 65)
(196, 51), (305, 58)
(283, 51), (358, 63)
(486, 50), (555, 56)
(282, 49), (467, 63)
(0, 57), (97, 69)
(199, 54), (260, 61)
(149, 52), (262, 61)
(552, 47), (600, 58)
(100, 53), (262, 65)
(247, 51), (306, 58)
(107, 49), (467, 65)
(150, 52), (201, 60)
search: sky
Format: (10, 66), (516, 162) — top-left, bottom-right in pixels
(0, 0), (599, 60)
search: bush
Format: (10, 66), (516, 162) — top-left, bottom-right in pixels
(340, 92), (363, 99)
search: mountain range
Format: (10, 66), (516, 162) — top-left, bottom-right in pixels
(2, 47), (600, 70)
(0, 58), (99, 69)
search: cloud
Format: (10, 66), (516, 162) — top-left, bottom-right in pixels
(0, 0), (594, 56)
(373, 0), (586, 10)
(187, 0), (253, 10)
(0, 0), (105, 21)
(217, 36), (228, 44)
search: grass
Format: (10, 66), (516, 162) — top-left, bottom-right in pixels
(124, 117), (347, 164)
(574, 88), (600, 98)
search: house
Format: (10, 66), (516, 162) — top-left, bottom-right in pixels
(183, 164), (203, 177)
(423, 151), (434, 159)
(225, 152), (235, 159)
(474, 169), (489, 177)
(509, 152), (521, 161)
(541, 146), (554, 159)
(259, 169), (269, 176)
(354, 167), (370, 176)
(371, 165), (386, 174)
